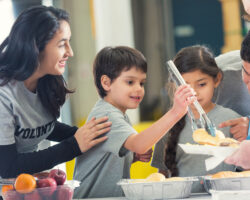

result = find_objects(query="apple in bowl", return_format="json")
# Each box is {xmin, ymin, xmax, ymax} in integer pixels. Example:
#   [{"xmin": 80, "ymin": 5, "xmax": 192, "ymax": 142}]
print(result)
[{"xmin": 49, "ymin": 169, "xmax": 67, "ymax": 185}]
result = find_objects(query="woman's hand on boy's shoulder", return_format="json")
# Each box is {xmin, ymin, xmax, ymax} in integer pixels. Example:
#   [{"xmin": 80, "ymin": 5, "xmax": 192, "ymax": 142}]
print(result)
[{"xmin": 74, "ymin": 116, "xmax": 112, "ymax": 152}]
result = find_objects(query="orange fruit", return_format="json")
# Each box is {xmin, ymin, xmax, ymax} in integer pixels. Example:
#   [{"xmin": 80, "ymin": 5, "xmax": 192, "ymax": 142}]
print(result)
[
  {"xmin": 1, "ymin": 185, "xmax": 14, "ymax": 194},
  {"xmin": 14, "ymin": 173, "xmax": 36, "ymax": 194}
]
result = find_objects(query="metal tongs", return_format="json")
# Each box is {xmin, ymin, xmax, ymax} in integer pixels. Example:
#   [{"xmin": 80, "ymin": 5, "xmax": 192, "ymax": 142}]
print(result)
[
  {"xmin": 0, "ymin": 178, "xmax": 15, "ymax": 185},
  {"xmin": 166, "ymin": 60, "xmax": 216, "ymax": 136}
]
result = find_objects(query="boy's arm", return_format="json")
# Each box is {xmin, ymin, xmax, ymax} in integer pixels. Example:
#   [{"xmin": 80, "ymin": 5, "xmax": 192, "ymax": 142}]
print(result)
[{"xmin": 124, "ymin": 85, "xmax": 195, "ymax": 154}]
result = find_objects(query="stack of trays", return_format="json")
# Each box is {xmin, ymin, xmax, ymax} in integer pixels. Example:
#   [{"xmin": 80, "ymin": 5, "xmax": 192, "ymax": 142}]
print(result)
[{"xmin": 117, "ymin": 177, "xmax": 198, "ymax": 200}]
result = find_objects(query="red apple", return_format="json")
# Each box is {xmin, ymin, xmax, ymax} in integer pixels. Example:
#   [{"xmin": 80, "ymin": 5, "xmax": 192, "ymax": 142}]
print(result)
[
  {"xmin": 56, "ymin": 186, "xmax": 73, "ymax": 200},
  {"xmin": 24, "ymin": 190, "xmax": 41, "ymax": 200},
  {"xmin": 37, "ymin": 177, "xmax": 57, "ymax": 197},
  {"xmin": 33, "ymin": 172, "xmax": 50, "ymax": 179},
  {"xmin": 48, "ymin": 169, "xmax": 66, "ymax": 185}
]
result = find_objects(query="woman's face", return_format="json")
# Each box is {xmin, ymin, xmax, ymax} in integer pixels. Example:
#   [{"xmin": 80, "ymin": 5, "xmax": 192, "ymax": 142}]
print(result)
[{"xmin": 37, "ymin": 20, "xmax": 73, "ymax": 76}]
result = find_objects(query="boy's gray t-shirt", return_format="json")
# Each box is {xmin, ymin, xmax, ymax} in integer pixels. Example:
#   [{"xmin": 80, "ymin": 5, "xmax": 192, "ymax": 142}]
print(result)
[
  {"xmin": 151, "ymin": 104, "xmax": 241, "ymax": 193},
  {"xmin": 73, "ymin": 99, "xmax": 135, "ymax": 198}
]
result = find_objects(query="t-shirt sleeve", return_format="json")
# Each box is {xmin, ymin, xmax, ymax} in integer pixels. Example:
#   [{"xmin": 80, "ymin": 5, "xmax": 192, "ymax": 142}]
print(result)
[
  {"xmin": 0, "ymin": 98, "xmax": 15, "ymax": 145},
  {"xmin": 100, "ymin": 111, "xmax": 136, "ymax": 157},
  {"xmin": 151, "ymin": 134, "xmax": 168, "ymax": 170}
]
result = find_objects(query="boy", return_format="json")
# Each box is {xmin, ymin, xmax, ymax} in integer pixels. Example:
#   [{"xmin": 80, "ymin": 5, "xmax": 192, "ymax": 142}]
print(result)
[{"xmin": 73, "ymin": 46, "xmax": 196, "ymax": 198}]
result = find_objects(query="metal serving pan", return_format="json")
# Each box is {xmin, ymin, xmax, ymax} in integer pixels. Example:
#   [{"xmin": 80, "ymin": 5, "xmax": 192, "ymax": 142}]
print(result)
[
  {"xmin": 117, "ymin": 177, "xmax": 198, "ymax": 200},
  {"xmin": 203, "ymin": 175, "xmax": 250, "ymax": 193}
]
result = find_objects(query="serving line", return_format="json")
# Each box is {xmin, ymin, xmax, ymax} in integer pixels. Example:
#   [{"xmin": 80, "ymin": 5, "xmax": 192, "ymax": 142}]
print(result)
[{"xmin": 74, "ymin": 193, "xmax": 211, "ymax": 200}]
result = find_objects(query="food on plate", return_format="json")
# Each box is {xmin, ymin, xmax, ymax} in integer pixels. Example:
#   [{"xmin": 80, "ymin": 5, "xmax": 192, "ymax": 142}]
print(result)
[
  {"xmin": 14, "ymin": 173, "xmax": 37, "ymax": 194},
  {"xmin": 165, "ymin": 177, "xmax": 185, "ymax": 181},
  {"xmin": 146, "ymin": 172, "xmax": 166, "ymax": 182},
  {"xmin": 192, "ymin": 128, "xmax": 239, "ymax": 147},
  {"xmin": 211, "ymin": 170, "xmax": 250, "ymax": 179}
]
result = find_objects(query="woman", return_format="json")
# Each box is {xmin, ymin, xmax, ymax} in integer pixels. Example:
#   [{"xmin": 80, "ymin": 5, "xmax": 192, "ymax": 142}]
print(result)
[{"xmin": 0, "ymin": 5, "xmax": 111, "ymax": 179}]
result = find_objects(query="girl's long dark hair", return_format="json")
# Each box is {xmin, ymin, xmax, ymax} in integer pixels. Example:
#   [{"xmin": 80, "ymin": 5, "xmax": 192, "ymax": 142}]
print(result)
[
  {"xmin": 164, "ymin": 45, "xmax": 221, "ymax": 176},
  {"xmin": 0, "ymin": 6, "xmax": 73, "ymax": 118}
]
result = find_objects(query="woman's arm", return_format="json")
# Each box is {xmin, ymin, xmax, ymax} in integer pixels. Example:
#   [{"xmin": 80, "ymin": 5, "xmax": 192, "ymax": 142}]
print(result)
[{"xmin": 0, "ymin": 136, "xmax": 81, "ymax": 178}]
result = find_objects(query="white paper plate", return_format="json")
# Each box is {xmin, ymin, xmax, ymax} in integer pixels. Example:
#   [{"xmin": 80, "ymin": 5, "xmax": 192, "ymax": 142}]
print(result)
[{"xmin": 179, "ymin": 144, "xmax": 238, "ymax": 158}]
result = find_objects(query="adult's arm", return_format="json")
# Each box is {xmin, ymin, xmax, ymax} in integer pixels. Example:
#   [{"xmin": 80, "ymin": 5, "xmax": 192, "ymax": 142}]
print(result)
[
  {"xmin": 0, "ymin": 136, "xmax": 81, "ymax": 178},
  {"xmin": 46, "ymin": 121, "xmax": 78, "ymax": 142}
]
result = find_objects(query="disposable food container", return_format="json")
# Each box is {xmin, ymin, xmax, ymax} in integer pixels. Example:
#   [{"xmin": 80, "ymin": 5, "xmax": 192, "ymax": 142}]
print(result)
[
  {"xmin": 117, "ymin": 177, "xmax": 198, "ymax": 200},
  {"xmin": 203, "ymin": 176, "xmax": 250, "ymax": 193},
  {"xmin": 210, "ymin": 190, "xmax": 250, "ymax": 200},
  {"xmin": 2, "ymin": 180, "xmax": 79, "ymax": 200}
]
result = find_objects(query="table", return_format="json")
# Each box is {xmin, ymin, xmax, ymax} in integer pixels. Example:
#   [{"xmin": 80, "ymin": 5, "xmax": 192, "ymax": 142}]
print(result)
[{"xmin": 75, "ymin": 193, "xmax": 211, "ymax": 200}]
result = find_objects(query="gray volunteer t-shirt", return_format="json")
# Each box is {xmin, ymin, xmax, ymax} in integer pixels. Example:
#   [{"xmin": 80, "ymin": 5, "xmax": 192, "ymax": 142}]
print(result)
[
  {"xmin": 73, "ymin": 99, "xmax": 135, "ymax": 198},
  {"xmin": 152, "ymin": 104, "xmax": 241, "ymax": 193},
  {"xmin": 0, "ymin": 80, "xmax": 55, "ymax": 153}
]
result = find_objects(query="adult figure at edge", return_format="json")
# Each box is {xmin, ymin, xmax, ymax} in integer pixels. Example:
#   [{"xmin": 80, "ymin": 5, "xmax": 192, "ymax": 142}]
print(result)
[{"xmin": 0, "ymin": 5, "xmax": 112, "ymax": 181}]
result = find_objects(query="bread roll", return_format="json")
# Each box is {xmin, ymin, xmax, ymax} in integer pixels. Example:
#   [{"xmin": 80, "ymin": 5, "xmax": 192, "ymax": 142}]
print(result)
[
  {"xmin": 193, "ymin": 128, "xmax": 239, "ymax": 147},
  {"xmin": 146, "ymin": 173, "xmax": 165, "ymax": 182},
  {"xmin": 211, "ymin": 171, "xmax": 240, "ymax": 179}
]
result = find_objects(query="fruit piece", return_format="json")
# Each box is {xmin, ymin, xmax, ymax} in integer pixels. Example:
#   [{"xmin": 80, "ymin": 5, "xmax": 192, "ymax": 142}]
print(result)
[
  {"xmin": 33, "ymin": 171, "xmax": 50, "ymax": 179},
  {"xmin": 57, "ymin": 186, "xmax": 73, "ymax": 200},
  {"xmin": 24, "ymin": 190, "xmax": 41, "ymax": 200},
  {"xmin": 37, "ymin": 177, "xmax": 57, "ymax": 197},
  {"xmin": 48, "ymin": 169, "xmax": 67, "ymax": 185},
  {"xmin": 14, "ymin": 173, "xmax": 36, "ymax": 194},
  {"xmin": 1, "ymin": 185, "xmax": 14, "ymax": 195}
]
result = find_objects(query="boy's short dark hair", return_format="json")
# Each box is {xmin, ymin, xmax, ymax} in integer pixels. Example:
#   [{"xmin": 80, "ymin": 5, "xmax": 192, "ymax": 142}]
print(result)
[
  {"xmin": 241, "ymin": 30, "xmax": 250, "ymax": 62},
  {"xmin": 93, "ymin": 46, "xmax": 147, "ymax": 98}
]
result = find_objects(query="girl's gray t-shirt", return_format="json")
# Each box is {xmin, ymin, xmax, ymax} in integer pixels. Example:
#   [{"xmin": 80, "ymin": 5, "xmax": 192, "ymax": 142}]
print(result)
[{"xmin": 151, "ymin": 104, "xmax": 241, "ymax": 193}]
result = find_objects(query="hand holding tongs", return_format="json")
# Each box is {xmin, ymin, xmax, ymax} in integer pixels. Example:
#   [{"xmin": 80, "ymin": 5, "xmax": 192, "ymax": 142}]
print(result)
[{"xmin": 166, "ymin": 60, "xmax": 216, "ymax": 137}]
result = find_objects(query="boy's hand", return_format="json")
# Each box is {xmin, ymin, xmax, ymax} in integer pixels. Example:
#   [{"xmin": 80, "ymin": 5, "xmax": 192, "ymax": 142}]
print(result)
[
  {"xmin": 74, "ymin": 117, "xmax": 112, "ymax": 152},
  {"xmin": 219, "ymin": 117, "xmax": 249, "ymax": 141},
  {"xmin": 133, "ymin": 148, "xmax": 153, "ymax": 163},
  {"xmin": 172, "ymin": 85, "xmax": 196, "ymax": 118}
]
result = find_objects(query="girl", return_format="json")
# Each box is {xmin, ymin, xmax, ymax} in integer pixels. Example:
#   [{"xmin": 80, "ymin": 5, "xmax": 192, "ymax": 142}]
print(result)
[
  {"xmin": 151, "ymin": 45, "xmax": 241, "ymax": 193},
  {"xmin": 0, "ymin": 5, "xmax": 111, "ymax": 179}
]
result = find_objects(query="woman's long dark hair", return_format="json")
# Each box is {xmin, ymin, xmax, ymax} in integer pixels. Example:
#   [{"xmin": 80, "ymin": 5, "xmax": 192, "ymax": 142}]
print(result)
[
  {"xmin": 165, "ymin": 45, "xmax": 221, "ymax": 176},
  {"xmin": 0, "ymin": 6, "xmax": 73, "ymax": 118}
]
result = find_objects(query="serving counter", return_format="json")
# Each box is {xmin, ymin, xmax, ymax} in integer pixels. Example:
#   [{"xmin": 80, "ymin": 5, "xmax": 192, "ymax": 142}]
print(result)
[{"xmin": 74, "ymin": 193, "xmax": 211, "ymax": 200}]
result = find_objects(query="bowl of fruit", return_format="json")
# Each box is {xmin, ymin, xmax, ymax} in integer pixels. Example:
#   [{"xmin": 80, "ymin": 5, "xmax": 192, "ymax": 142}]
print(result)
[{"xmin": 1, "ymin": 169, "xmax": 79, "ymax": 200}]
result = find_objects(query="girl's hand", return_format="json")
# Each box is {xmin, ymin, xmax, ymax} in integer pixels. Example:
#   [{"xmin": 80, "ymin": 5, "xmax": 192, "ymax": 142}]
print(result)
[
  {"xmin": 172, "ymin": 85, "xmax": 196, "ymax": 118},
  {"xmin": 74, "ymin": 117, "xmax": 112, "ymax": 152},
  {"xmin": 133, "ymin": 148, "xmax": 153, "ymax": 163}
]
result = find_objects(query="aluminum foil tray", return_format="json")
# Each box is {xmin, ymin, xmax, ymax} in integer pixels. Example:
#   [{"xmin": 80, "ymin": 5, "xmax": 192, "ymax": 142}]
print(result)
[
  {"xmin": 203, "ymin": 176, "xmax": 250, "ymax": 193},
  {"xmin": 117, "ymin": 177, "xmax": 198, "ymax": 200},
  {"xmin": 210, "ymin": 190, "xmax": 250, "ymax": 200}
]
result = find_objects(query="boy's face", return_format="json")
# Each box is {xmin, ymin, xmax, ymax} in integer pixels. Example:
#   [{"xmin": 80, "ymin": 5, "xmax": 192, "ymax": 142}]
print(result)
[{"xmin": 104, "ymin": 67, "xmax": 146, "ymax": 113}]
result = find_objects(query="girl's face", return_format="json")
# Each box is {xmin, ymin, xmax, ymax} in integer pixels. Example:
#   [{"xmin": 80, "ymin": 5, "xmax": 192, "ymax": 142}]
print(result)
[
  {"xmin": 182, "ymin": 69, "xmax": 220, "ymax": 113},
  {"xmin": 242, "ymin": 61, "xmax": 250, "ymax": 93},
  {"xmin": 103, "ymin": 67, "xmax": 146, "ymax": 113},
  {"xmin": 37, "ymin": 20, "xmax": 73, "ymax": 77}
]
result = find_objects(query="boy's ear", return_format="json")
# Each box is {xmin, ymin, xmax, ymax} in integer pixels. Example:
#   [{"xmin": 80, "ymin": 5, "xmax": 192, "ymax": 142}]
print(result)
[
  {"xmin": 214, "ymin": 71, "xmax": 222, "ymax": 88},
  {"xmin": 101, "ymin": 75, "xmax": 111, "ymax": 91}
]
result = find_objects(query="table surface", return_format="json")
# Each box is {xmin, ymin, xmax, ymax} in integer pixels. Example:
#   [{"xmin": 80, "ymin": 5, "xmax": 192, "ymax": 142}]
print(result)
[{"xmin": 74, "ymin": 193, "xmax": 211, "ymax": 200}]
